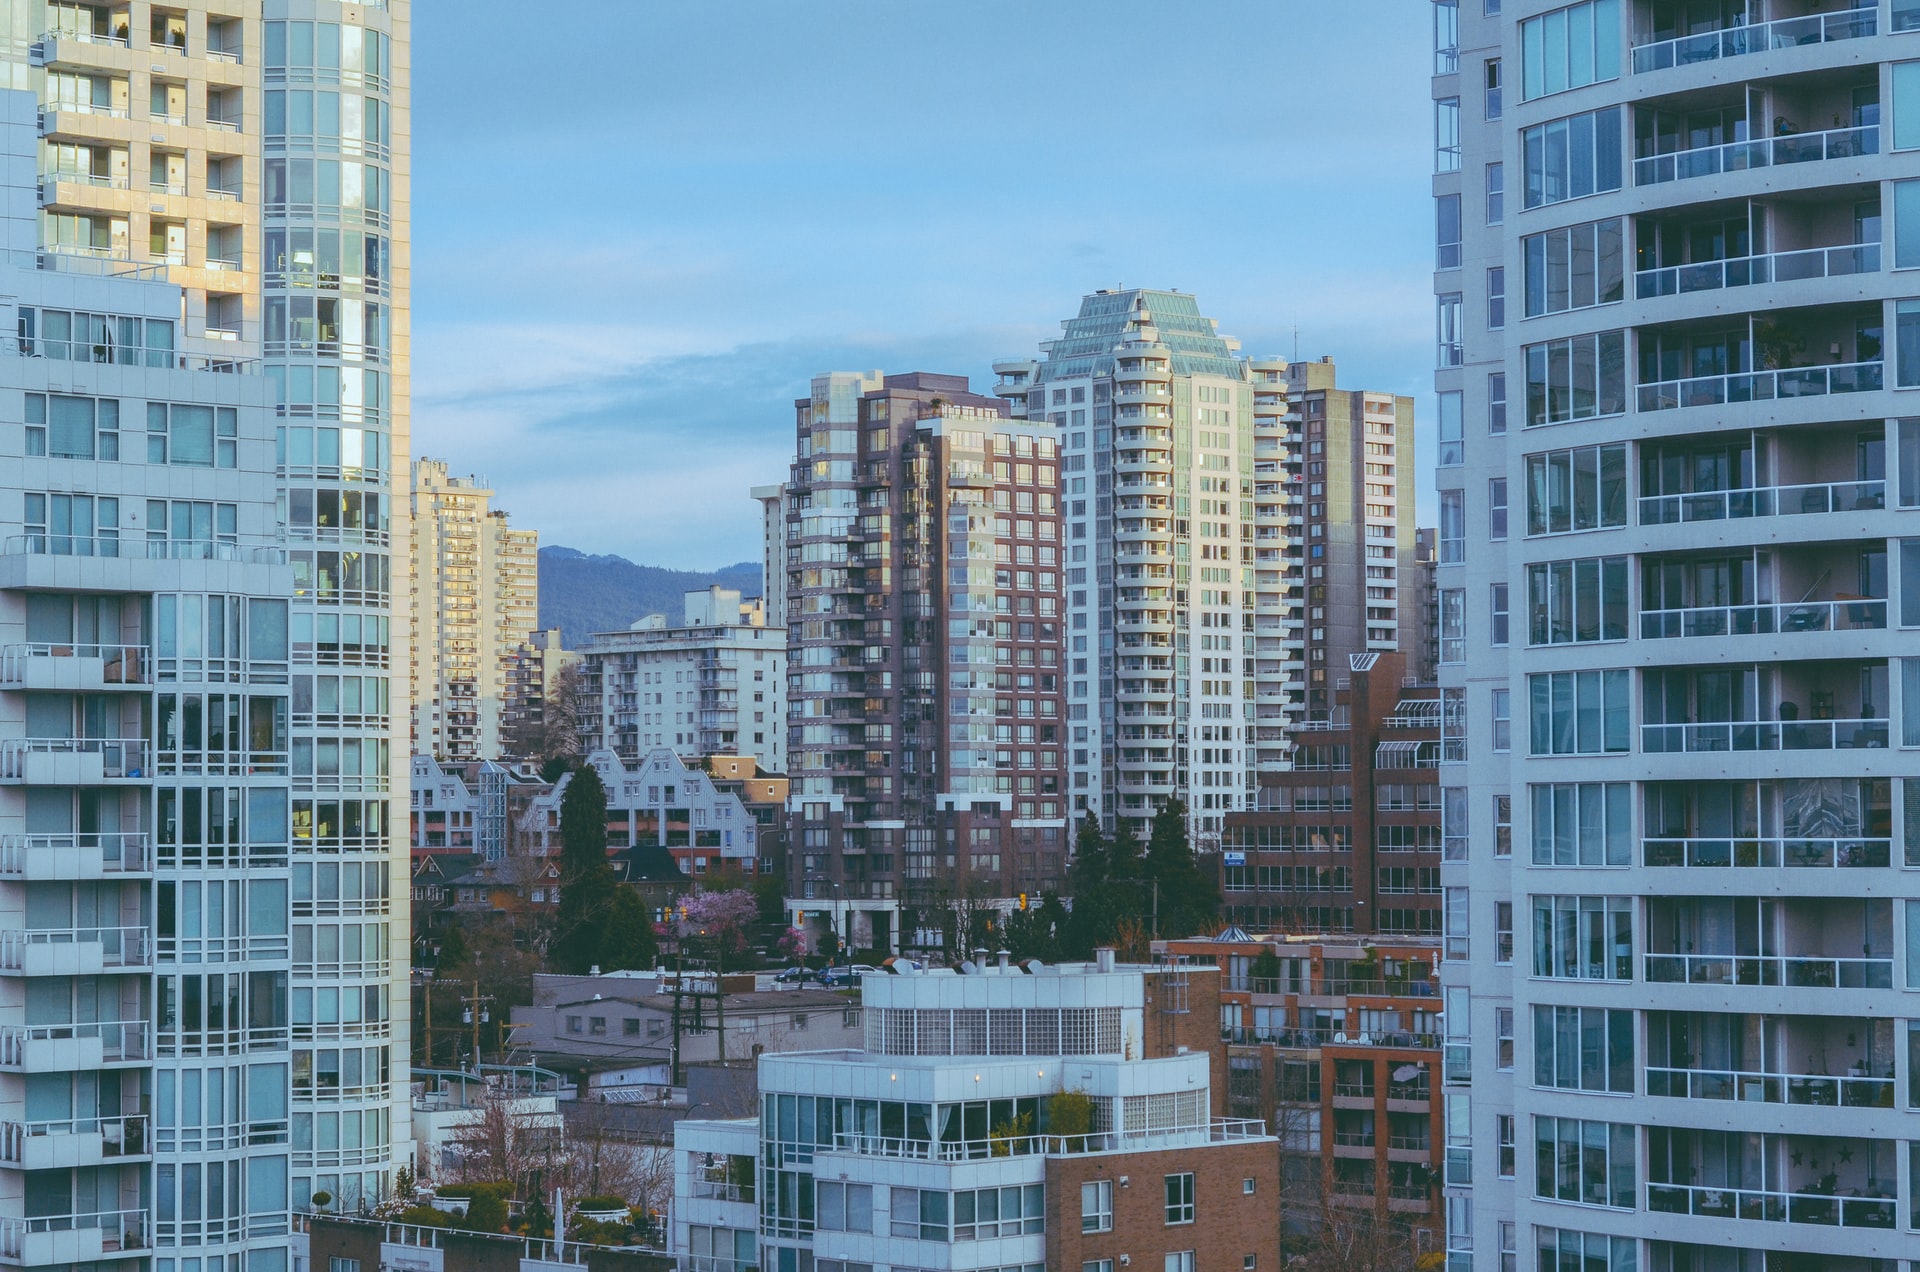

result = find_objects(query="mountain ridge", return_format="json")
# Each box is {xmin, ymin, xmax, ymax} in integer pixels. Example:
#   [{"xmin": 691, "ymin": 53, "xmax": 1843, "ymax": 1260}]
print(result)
[{"xmin": 537, "ymin": 546, "xmax": 764, "ymax": 648}]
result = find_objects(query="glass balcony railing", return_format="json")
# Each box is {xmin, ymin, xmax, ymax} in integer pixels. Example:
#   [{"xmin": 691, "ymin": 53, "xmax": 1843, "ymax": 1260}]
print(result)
[
  {"xmin": 1634, "ymin": 124, "xmax": 1878, "ymax": 188},
  {"xmin": 1641, "ymin": 719, "xmax": 1889, "ymax": 752},
  {"xmin": 1646, "ymin": 1064, "xmax": 1893, "ymax": 1108},
  {"xmin": 1638, "ymin": 479, "xmax": 1885, "ymax": 524},
  {"xmin": 1631, "ymin": 9, "xmax": 1877, "ymax": 74},
  {"xmin": 1642, "ymin": 837, "xmax": 1891, "ymax": 869},
  {"xmin": 1639, "ymin": 597, "xmax": 1887, "ymax": 639},
  {"xmin": 1636, "ymin": 243, "xmax": 1879, "ymax": 299},
  {"xmin": 1636, "ymin": 360, "xmax": 1883, "ymax": 413},
  {"xmin": 1647, "ymin": 1183, "xmax": 1895, "ymax": 1229},
  {"xmin": 1643, "ymin": 952, "xmax": 1893, "ymax": 989}
]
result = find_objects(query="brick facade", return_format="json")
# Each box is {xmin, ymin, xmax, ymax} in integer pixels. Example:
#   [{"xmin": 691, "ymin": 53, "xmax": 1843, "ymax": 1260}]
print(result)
[{"xmin": 1045, "ymin": 1139, "xmax": 1279, "ymax": 1271}]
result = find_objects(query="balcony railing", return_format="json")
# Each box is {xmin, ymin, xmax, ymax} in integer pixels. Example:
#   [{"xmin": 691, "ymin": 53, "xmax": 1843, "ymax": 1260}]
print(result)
[
  {"xmin": 0, "ymin": 642, "xmax": 149, "ymax": 685},
  {"xmin": 1636, "ymin": 360, "xmax": 1883, "ymax": 413},
  {"xmin": 0, "ymin": 738, "xmax": 149, "ymax": 780},
  {"xmin": 1641, "ymin": 719, "xmax": 1889, "ymax": 753},
  {"xmin": 1636, "ymin": 243, "xmax": 1879, "ymax": 299},
  {"xmin": 0, "ymin": 832, "xmax": 149, "ymax": 875},
  {"xmin": 830, "ymin": 1117, "xmax": 1268, "ymax": 1162},
  {"xmin": 1633, "ymin": 124, "xmax": 1878, "ymax": 187},
  {"xmin": 0, "ymin": 1209, "xmax": 148, "ymax": 1260},
  {"xmin": 0, "ymin": 1020, "xmax": 148, "ymax": 1067},
  {"xmin": 1224, "ymin": 1025, "xmax": 1440, "ymax": 1050},
  {"xmin": 1643, "ymin": 837, "xmax": 1890, "ymax": 869},
  {"xmin": 1643, "ymin": 953, "xmax": 1893, "ymax": 989},
  {"xmin": 0, "ymin": 926, "xmax": 151, "ymax": 971},
  {"xmin": 1631, "ymin": 9, "xmax": 1877, "ymax": 73},
  {"xmin": 0, "ymin": 1114, "xmax": 148, "ymax": 1162},
  {"xmin": 1640, "ymin": 598, "xmax": 1886, "ymax": 640},
  {"xmin": 1646, "ymin": 1065, "xmax": 1893, "ymax": 1108},
  {"xmin": 0, "ymin": 535, "xmax": 283, "ymax": 562},
  {"xmin": 1647, "ymin": 1183, "xmax": 1895, "ymax": 1229},
  {"xmin": 1638, "ymin": 479, "xmax": 1885, "ymax": 524}
]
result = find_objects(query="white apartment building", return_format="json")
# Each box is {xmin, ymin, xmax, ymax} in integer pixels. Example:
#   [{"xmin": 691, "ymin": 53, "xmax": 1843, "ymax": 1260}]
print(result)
[
  {"xmin": 0, "ymin": 1, "xmax": 413, "ymax": 1266},
  {"xmin": 1435, "ymin": 3, "xmax": 1920, "ymax": 1270},
  {"xmin": 672, "ymin": 958, "xmax": 1279, "ymax": 1272},
  {"xmin": 1001, "ymin": 290, "xmax": 1257, "ymax": 844},
  {"xmin": 752, "ymin": 483, "xmax": 791, "ymax": 630},
  {"xmin": 407, "ymin": 459, "xmax": 537, "ymax": 763},
  {"xmin": 580, "ymin": 587, "xmax": 786, "ymax": 777}
]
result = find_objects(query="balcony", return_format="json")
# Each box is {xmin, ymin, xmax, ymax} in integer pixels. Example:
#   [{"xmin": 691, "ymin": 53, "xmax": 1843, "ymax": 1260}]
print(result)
[
  {"xmin": 1637, "ymin": 242, "xmax": 1878, "ymax": 301},
  {"xmin": 0, "ymin": 535, "xmax": 283, "ymax": 563},
  {"xmin": 1645, "ymin": 896, "xmax": 1893, "ymax": 989},
  {"xmin": 1642, "ymin": 660, "xmax": 1888, "ymax": 754},
  {"xmin": 1639, "ymin": 478, "xmax": 1883, "ymax": 525},
  {"xmin": 1637, "ymin": 360, "xmax": 1881, "ymax": 413},
  {"xmin": 0, "ymin": 927, "xmax": 151, "ymax": 976},
  {"xmin": 0, "ymin": 1115, "xmax": 148, "ymax": 1170},
  {"xmin": 1648, "ymin": 1130, "xmax": 1896, "ymax": 1230},
  {"xmin": 1642, "ymin": 777, "xmax": 1890, "ymax": 871},
  {"xmin": 0, "ymin": 643, "xmax": 149, "ymax": 691},
  {"xmin": 1631, "ymin": 8, "xmax": 1877, "ymax": 74},
  {"xmin": 0, "ymin": 833, "xmax": 149, "ymax": 879},
  {"xmin": 0, "ymin": 1022, "xmax": 148, "ymax": 1072},
  {"xmin": 0, "ymin": 1209, "xmax": 148, "ymax": 1265},
  {"xmin": 1634, "ymin": 123, "xmax": 1877, "ymax": 188},
  {"xmin": 0, "ymin": 738, "xmax": 148, "ymax": 783},
  {"xmin": 1648, "ymin": 1011, "xmax": 1894, "ymax": 1109}
]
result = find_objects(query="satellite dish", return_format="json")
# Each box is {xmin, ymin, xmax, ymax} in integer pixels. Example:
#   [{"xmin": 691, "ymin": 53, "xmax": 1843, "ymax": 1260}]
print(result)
[{"xmin": 1393, "ymin": 1064, "xmax": 1423, "ymax": 1083}]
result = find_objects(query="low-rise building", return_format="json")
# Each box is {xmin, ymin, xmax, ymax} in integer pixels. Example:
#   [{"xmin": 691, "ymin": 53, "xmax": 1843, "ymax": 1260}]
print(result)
[{"xmin": 672, "ymin": 955, "xmax": 1278, "ymax": 1272}]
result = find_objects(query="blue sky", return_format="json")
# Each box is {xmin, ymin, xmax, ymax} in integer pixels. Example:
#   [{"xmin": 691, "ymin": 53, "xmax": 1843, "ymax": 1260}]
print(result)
[{"xmin": 411, "ymin": 1, "xmax": 1433, "ymax": 571}]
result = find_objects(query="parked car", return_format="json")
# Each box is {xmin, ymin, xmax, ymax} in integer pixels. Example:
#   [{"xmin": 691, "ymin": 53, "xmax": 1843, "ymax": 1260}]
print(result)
[
  {"xmin": 773, "ymin": 966, "xmax": 821, "ymax": 985},
  {"xmin": 821, "ymin": 964, "xmax": 878, "ymax": 988}
]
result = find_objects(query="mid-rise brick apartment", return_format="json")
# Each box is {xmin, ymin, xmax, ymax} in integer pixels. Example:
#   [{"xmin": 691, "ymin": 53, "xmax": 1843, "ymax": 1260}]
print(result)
[
  {"xmin": 1222, "ymin": 651, "xmax": 1443, "ymax": 937},
  {"xmin": 775, "ymin": 371, "xmax": 1068, "ymax": 955},
  {"xmin": 672, "ymin": 956, "xmax": 1277, "ymax": 1272}
]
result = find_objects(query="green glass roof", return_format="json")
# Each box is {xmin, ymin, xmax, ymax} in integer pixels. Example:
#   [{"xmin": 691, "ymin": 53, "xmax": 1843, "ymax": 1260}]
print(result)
[{"xmin": 1037, "ymin": 289, "xmax": 1246, "ymax": 382}]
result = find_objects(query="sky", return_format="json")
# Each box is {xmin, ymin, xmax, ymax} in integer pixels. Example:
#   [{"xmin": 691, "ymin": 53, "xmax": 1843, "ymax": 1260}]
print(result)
[{"xmin": 410, "ymin": 1, "xmax": 1434, "ymax": 571}]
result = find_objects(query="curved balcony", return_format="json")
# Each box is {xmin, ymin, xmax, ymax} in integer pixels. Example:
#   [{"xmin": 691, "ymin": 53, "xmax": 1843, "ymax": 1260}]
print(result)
[
  {"xmin": 1631, "ymin": 9, "xmax": 1876, "ymax": 75},
  {"xmin": 1641, "ymin": 719, "xmax": 1888, "ymax": 753},
  {"xmin": 1639, "ymin": 479, "xmax": 1884, "ymax": 525},
  {"xmin": 1633, "ymin": 124, "xmax": 1878, "ymax": 189},
  {"xmin": 1636, "ymin": 360, "xmax": 1882, "ymax": 413},
  {"xmin": 1643, "ymin": 837, "xmax": 1889, "ymax": 870},
  {"xmin": 1644, "ymin": 953, "xmax": 1891, "ymax": 990},
  {"xmin": 1647, "ymin": 1183, "xmax": 1893, "ymax": 1230},
  {"xmin": 1636, "ymin": 243, "xmax": 1879, "ymax": 301},
  {"xmin": 1640, "ymin": 597, "xmax": 1886, "ymax": 640}
]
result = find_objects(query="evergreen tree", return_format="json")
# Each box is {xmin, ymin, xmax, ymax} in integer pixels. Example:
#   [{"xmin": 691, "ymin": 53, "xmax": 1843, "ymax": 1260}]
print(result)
[
  {"xmin": 549, "ymin": 765, "xmax": 657, "ymax": 973},
  {"xmin": 1143, "ymin": 797, "xmax": 1222, "ymax": 938}
]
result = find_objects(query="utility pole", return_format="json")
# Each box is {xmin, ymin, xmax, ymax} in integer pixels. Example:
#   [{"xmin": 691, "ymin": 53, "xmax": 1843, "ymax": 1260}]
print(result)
[
  {"xmin": 421, "ymin": 977, "xmax": 434, "ymax": 1068},
  {"xmin": 461, "ymin": 982, "xmax": 494, "ymax": 1070},
  {"xmin": 1151, "ymin": 879, "xmax": 1159, "ymax": 942}
]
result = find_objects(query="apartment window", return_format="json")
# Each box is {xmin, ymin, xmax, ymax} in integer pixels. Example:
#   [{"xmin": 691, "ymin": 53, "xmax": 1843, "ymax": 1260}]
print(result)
[
  {"xmin": 1438, "ymin": 391, "xmax": 1463, "ymax": 465},
  {"xmin": 1536, "ymin": 1232, "xmax": 1636, "ymax": 1271},
  {"xmin": 1496, "ymin": 900, "xmax": 1514, "ymax": 963},
  {"xmin": 22, "ymin": 393, "xmax": 118, "ymax": 461},
  {"xmin": 1443, "ymin": 786, "xmax": 1468, "ymax": 860},
  {"xmin": 148, "ymin": 403, "xmax": 237, "ymax": 467},
  {"xmin": 1445, "ymin": 887, "xmax": 1470, "ymax": 959},
  {"xmin": 1081, "ymin": 1179, "xmax": 1112, "ymax": 1233},
  {"xmin": 1522, "ymin": 107, "xmax": 1623, "ymax": 209},
  {"xmin": 1900, "ymin": 0, "xmax": 1920, "ymax": 31},
  {"xmin": 1437, "ymin": 293, "xmax": 1463, "ymax": 367},
  {"xmin": 1897, "ymin": 62, "xmax": 1920, "ymax": 151},
  {"xmin": 1489, "ymin": 478, "xmax": 1508, "ymax": 540},
  {"xmin": 1443, "ymin": 687, "xmax": 1468, "ymax": 762},
  {"xmin": 1532, "ymin": 895, "xmax": 1633, "ymax": 980},
  {"xmin": 1520, "ymin": 0, "xmax": 1621, "ymax": 100},
  {"xmin": 1531, "ymin": 782, "xmax": 1630, "ymax": 864},
  {"xmin": 1083, "ymin": 1263, "xmax": 1114, "ymax": 1272},
  {"xmin": 1435, "ymin": 0, "xmax": 1459, "ymax": 70},
  {"xmin": 1526, "ymin": 556, "xmax": 1628, "ymax": 644},
  {"xmin": 1534, "ymin": 1117, "xmax": 1636, "ymax": 1209},
  {"xmin": 1447, "ymin": 1091, "xmax": 1472, "ymax": 1183},
  {"xmin": 1900, "ymin": 421, "xmax": 1920, "ymax": 506},
  {"xmin": 1439, "ymin": 490, "xmax": 1465, "ymax": 563},
  {"xmin": 1498, "ymin": 1114, "xmax": 1516, "ymax": 1177},
  {"xmin": 1486, "ymin": 585, "xmax": 1512, "ymax": 651},
  {"xmin": 1488, "ymin": 266, "xmax": 1506, "ymax": 330},
  {"xmin": 1494, "ymin": 793, "xmax": 1512, "ymax": 857},
  {"xmin": 1492, "ymin": 688, "xmax": 1511, "ymax": 752},
  {"xmin": 1164, "ymin": 1172, "xmax": 1195, "ymax": 1225},
  {"xmin": 1523, "ymin": 330, "xmax": 1627, "ymax": 425},
  {"xmin": 1500, "ymin": 1222, "xmax": 1518, "ymax": 1272},
  {"xmin": 1496, "ymin": 1010, "xmax": 1515, "ymax": 1072},
  {"xmin": 1166, "ymin": 1256, "xmax": 1196, "ymax": 1272},
  {"xmin": 1488, "ymin": 371, "xmax": 1508, "ymax": 433},
  {"xmin": 1534, "ymin": 1005, "xmax": 1632, "ymax": 1092},
  {"xmin": 1437, "ymin": 194, "xmax": 1462, "ymax": 269},
  {"xmin": 1439, "ymin": 589, "xmax": 1466, "ymax": 663},
  {"xmin": 1484, "ymin": 57, "xmax": 1503, "ymax": 119},
  {"xmin": 1524, "ymin": 443, "xmax": 1627, "ymax": 534},
  {"xmin": 1896, "ymin": 182, "xmax": 1920, "ymax": 271},
  {"xmin": 1899, "ymin": 300, "xmax": 1920, "ymax": 387},
  {"xmin": 1903, "ymin": 540, "xmax": 1920, "ymax": 625},
  {"xmin": 1436, "ymin": 97, "xmax": 1462, "ymax": 172},
  {"xmin": 1528, "ymin": 670, "xmax": 1631, "ymax": 755},
  {"xmin": 1486, "ymin": 161, "xmax": 1505, "ymax": 225},
  {"xmin": 1523, "ymin": 219, "xmax": 1624, "ymax": 317},
  {"xmin": 816, "ymin": 1181, "xmax": 874, "ymax": 1233}
]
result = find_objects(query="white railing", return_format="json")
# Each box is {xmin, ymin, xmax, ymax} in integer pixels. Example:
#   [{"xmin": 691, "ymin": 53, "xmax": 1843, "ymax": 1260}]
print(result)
[
  {"xmin": 0, "ymin": 1020, "xmax": 148, "ymax": 1067},
  {"xmin": 1634, "ymin": 124, "xmax": 1878, "ymax": 187},
  {"xmin": 0, "ymin": 642, "xmax": 148, "ymax": 684},
  {"xmin": 1636, "ymin": 243, "xmax": 1878, "ymax": 299},
  {"xmin": 40, "ymin": 28, "xmax": 131, "ymax": 48},
  {"xmin": 40, "ymin": 170, "xmax": 129, "ymax": 189},
  {"xmin": 0, "ymin": 926, "xmax": 151, "ymax": 970},
  {"xmin": 1638, "ymin": 479, "xmax": 1884, "ymax": 524},
  {"xmin": 1641, "ymin": 718, "xmax": 1889, "ymax": 753},
  {"xmin": 1646, "ymin": 1064, "xmax": 1892, "ymax": 1108},
  {"xmin": 1643, "ymin": 952, "xmax": 1893, "ymax": 989},
  {"xmin": 39, "ymin": 100, "xmax": 131, "ymax": 120},
  {"xmin": 0, "ymin": 1209, "xmax": 148, "ymax": 1259},
  {"xmin": 1639, "ymin": 598, "xmax": 1887, "ymax": 639},
  {"xmin": 0, "ymin": 1114, "xmax": 147, "ymax": 1162},
  {"xmin": 0, "ymin": 535, "xmax": 283, "ymax": 562},
  {"xmin": 0, "ymin": 738, "xmax": 149, "ymax": 780},
  {"xmin": 1647, "ymin": 1183, "xmax": 1895, "ymax": 1229},
  {"xmin": 0, "ymin": 832, "xmax": 149, "ymax": 874},
  {"xmin": 1637, "ymin": 360, "xmax": 1883, "ymax": 412},
  {"xmin": 1642, "ymin": 837, "xmax": 1890, "ymax": 869},
  {"xmin": 1631, "ymin": 9, "xmax": 1876, "ymax": 73},
  {"xmin": 831, "ymin": 1117, "xmax": 1267, "ymax": 1161}
]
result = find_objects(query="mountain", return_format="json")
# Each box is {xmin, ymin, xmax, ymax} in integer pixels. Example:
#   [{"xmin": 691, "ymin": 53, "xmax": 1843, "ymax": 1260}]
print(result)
[{"xmin": 537, "ymin": 547, "xmax": 763, "ymax": 648}]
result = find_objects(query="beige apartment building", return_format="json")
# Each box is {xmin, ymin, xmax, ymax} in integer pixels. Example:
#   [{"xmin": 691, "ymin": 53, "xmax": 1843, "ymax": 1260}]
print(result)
[{"xmin": 408, "ymin": 459, "xmax": 538, "ymax": 762}]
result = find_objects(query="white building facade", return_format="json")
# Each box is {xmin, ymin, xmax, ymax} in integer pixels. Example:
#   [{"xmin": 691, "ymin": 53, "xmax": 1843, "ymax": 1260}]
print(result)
[{"xmin": 1436, "ymin": 3, "xmax": 1920, "ymax": 1269}]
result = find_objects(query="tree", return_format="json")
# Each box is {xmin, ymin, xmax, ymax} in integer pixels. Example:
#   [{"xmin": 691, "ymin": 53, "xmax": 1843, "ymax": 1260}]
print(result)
[
  {"xmin": 1143, "ymin": 798, "xmax": 1223, "ymax": 939},
  {"xmin": 541, "ymin": 661, "xmax": 587, "ymax": 761},
  {"xmin": 549, "ymin": 765, "xmax": 657, "ymax": 975}
]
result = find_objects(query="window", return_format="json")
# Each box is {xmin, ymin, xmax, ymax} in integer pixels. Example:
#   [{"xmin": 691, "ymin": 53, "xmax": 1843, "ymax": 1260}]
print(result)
[
  {"xmin": 1496, "ymin": 1010, "xmax": 1515, "ymax": 1072},
  {"xmin": 1494, "ymin": 794, "xmax": 1512, "ymax": 857},
  {"xmin": 1534, "ymin": 1005, "xmax": 1632, "ymax": 1092},
  {"xmin": 1164, "ymin": 1172, "xmax": 1195, "ymax": 1225},
  {"xmin": 1496, "ymin": 900, "xmax": 1514, "ymax": 963},
  {"xmin": 1443, "ymin": 687, "xmax": 1467, "ymax": 762},
  {"xmin": 1166, "ymin": 1256, "xmax": 1195, "ymax": 1272},
  {"xmin": 1897, "ymin": 61, "xmax": 1920, "ymax": 152},
  {"xmin": 1084, "ymin": 1263, "xmax": 1114, "ymax": 1272},
  {"xmin": 1439, "ymin": 490, "xmax": 1465, "ymax": 563},
  {"xmin": 1903, "ymin": 540, "xmax": 1920, "ymax": 626},
  {"xmin": 148, "ymin": 403, "xmax": 237, "ymax": 468},
  {"xmin": 1435, "ymin": 0, "xmax": 1459, "ymax": 69},
  {"xmin": 1446, "ymin": 1090, "xmax": 1472, "ymax": 1184},
  {"xmin": 1437, "ymin": 293, "xmax": 1463, "ymax": 367},
  {"xmin": 1488, "ymin": 267, "xmax": 1506, "ymax": 330},
  {"xmin": 1490, "ymin": 583, "xmax": 1511, "ymax": 647},
  {"xmin": 1533, "ymin": 1117, "xmax": 1636, "ymax": 1209},
  {"xmin": 23, "ymin": 393, "xmax": 118, "ymax": 460},
  {"xmin": 1523, "ymin": 331, "xmax": 1627, "ymax": 425},
  {"xmin": 1524, "ymin": 443, "xmax": 1627, "ymax": 534},
  {"xmin": 1520, "ymin": 0, "xmax": 1621, "ymax": 101},
  {"xmin": 1437, "ymin": 194, "xmax": 1462, "ymax": 269},
  {"xmin": 1536, "ymin": 1232, "xmax": 1636, "ymax": 1272},
  {"xmin": 1523, "ymin": 219, "xmax": 1624, "ymax": 317},
  {"xmin": 1901, "ymin": 420, "xmax": 1920, "ymax": 506},
  {"xmin": 1899, "ymin": 300, "xmax": 1920, "ymax": 387},
  {"xmin": 1492, "ymin": 689, "xmax": 1511, "ymax": 752},
  {"xmin": 1532, "ymin": 895, "xmax": 1633, "ymax": 980},
  {"xmin": 1445, "ymin": 886, "xmax": 1470, "ymax": 959},
  {"xmin": 1437, "ymin": 391, "xmax": 1463, "ymax": 466},
  {"xmin": 1489, "ymin": 478, "xmax": 1508, "ymax": 540},
  {"xmin": 1526, "ymin": 556, "xmax": 1629, "ymax": 644},
  {"xmin": 1527, "ymin": 670, "xmax": 1631, "ymax": 755},
  {"xmin": 1895, "ymin": 182, "xmax": 1920, "ymax": 272},
  {"xmin": 1080, "ymin": 1179, "xmax": 1112, "ymax": 1233},
  {"xmin": 890, "ymin": 1187, "xmax": 949, "ymax": 1241},
  {"xmin": 1486, "ymin": 162, "xmax": 1505, "ymax": 225},
  {"xmin": 1440, "ymin": 589, "xmax": 1465, "ymax": 663},
  {"xmin": 1443, "ymin": 787, "xmax": 1468, "ymax": 860},
  {"xmin": 1498, "ymin": 1114, "xmax": 1516, "ymax": 1177},
  {"xmin": 1485, "ymin": 57, "xmax": 1503, "ymax": 119},
  {"xmin": 1530, "ymin": 783, "xmax": 1631, "ymax": 864},
  {"xmin": 816, "ymin": 1181, "xmax": 874, "ymax": 1233},
  {"xmin": 1900, "ymin": 0, "xmax": 1920, "ymax": 32},
  {"xmin": 953, "ymin": 1184, "xmax": 1044, "ymax": 1239},
  {"xmin": 1488, "ymin": 371, "xmax": 1507, "ymax": 433},
  {"xmin": 1437, "ymin": 97, "xmax": 1461, "ymax": 171},
  {"xmin": 1242, "ymin": 1177, "xmax": 1256, "ymax": 1195},
  {"xmin": 329, "ymin": 1260, "xmax": 360, "ymax": 1272},
  {"xmin": 1522, "ymin": 107, "xmax": 1623, "ymax": 209}
]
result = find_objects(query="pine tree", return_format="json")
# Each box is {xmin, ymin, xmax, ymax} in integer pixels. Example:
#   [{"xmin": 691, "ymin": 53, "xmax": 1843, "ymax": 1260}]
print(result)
[
  {"xmin": 549, "ymin": 764, "xmax": 657, "ymax": 973},
  {"xmin": 1143, "ymin": 797, "xmax": 1221, "ymax": 938}
]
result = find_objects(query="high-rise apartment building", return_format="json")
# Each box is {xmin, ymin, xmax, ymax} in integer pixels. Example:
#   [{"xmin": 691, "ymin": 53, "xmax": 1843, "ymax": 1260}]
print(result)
[
  {"xmin": 751, "ymin": 483, "xmax": 790, "ymax": 629},
  {"xmin": 1435, "ymin": 5, "xmax": 1910, "ymax": 1270},
  {"xmin": 1001, "ymin": 290, "xmax": 1255, "ymax": 846},
  {"xmin": 407, "ymin": 460, "xmax": 536, "ymax": 762},
  {"xmin": 777, "ymin": 371, "xmax": 1067, "ymax": 955}
]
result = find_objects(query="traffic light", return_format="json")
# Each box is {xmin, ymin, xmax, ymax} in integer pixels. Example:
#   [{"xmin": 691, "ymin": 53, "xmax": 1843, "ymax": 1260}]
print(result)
[{"xmin": 1019, "ymin": 893, "xmax": 1028, "ymax": 911}]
